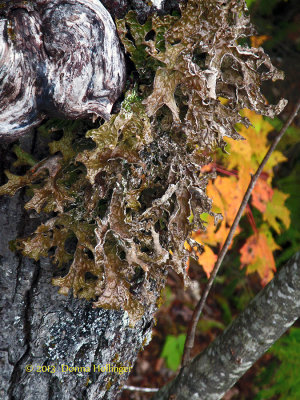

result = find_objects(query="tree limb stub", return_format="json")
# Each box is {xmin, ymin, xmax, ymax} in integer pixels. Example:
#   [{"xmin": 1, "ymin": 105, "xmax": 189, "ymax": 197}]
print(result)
[
  {"xmin": 0, "ymin": 0, "xmax": 126, "ymax": 140},
  {"xmin": 153, "ymin": 251, "xmax": 300, "ymax": 400}
]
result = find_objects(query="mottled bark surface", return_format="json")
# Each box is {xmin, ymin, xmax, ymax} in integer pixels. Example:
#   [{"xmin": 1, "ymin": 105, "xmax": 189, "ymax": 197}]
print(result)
[
  {"xmin": 100, "ymin": 0, "xmax": 183, "ymax": 20},
  {"xmin": 0, "ymin": 0, "xmax": 126, "ymax": 140},
  {"xmin": 0, "ymin": 136, "xmax": 159, "ymax": 400},
  {"xmin": 153, "ymin": 251, "xmax": 300, "ymax": 400}
]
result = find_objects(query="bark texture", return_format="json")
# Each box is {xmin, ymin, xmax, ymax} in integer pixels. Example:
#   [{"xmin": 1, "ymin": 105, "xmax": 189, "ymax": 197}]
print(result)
[
  {"xmin": 0, "ymin": 137, "xmax": 158, "ymax": 400},
  {"xmin": 0, "ymin": 192, "xmax": 157, "ymax": 400},
  {"xmin": 0, "ymin": 0, "xmax": 126, "ymax": 140},
  {"xmin": 153, "ymin": 251, "xmax": 300, "ymax": 400},
  {"xmin": 100, "ymin": 0, "xmax": 183, "ymax": 20}
]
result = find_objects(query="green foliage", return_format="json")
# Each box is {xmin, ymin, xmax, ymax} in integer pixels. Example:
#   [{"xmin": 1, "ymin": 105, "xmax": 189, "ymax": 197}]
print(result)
[
  {"xmin": 246, "ymin": 0, "xmax": 257, "ymax": 7},
  {"xmin": 197, "ymin": 318, "xmax": 225, "ymax": 333},
  {"xmin": 246, "ymin": 0, "xmax": 282, "ymax": 12},
  {"xmin": 276, "ymin": 163, "xmax": 300, "ymax": 264},
  {"xmin": 161, "ymin": 334, "xmax": 186, "ymax": 371},
  {"xmin": 255, "ymin": 328, "xmax": 300, "ymax": 400}
]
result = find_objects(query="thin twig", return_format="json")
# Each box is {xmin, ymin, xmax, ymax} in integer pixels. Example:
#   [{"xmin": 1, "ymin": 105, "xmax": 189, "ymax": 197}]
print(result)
[
  {"xmin": 123, "ymin": 385, "xmax": 159, "ymax": 393},
  {"xmin": 182, "ymin": 99, "xmax": 300, "ymax": 367}
]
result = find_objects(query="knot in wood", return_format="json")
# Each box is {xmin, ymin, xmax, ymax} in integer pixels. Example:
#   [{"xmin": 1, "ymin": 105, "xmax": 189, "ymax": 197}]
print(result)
[{"xmin": 0, "ymin": 0, "xmax": 126, "ymax": 140}]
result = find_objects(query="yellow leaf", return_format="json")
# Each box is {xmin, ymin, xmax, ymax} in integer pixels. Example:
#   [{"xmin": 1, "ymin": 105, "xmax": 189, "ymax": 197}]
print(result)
[
  {"xmin": 224, "ymin": 136, "xmax": 252, "ymax": 172},
  {"xmin": 263, "ymin": 189, "xmax": 290, "ymax": 233}
]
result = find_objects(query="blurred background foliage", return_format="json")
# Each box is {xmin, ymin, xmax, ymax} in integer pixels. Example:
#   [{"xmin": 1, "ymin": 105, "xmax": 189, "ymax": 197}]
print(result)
[{"xmin": 124, "ymin": 0, "xmax": 300, "ymax": 398}]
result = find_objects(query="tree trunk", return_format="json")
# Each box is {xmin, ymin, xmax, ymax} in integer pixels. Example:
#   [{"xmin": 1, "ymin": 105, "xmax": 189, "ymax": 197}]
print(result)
[
  {"xmin": 0, "ymin": 136, "xmax": 159, "ymax": 400},
  {"xmin": 152, "ymin": 251, "xmax": 300, "ymax": 400}
]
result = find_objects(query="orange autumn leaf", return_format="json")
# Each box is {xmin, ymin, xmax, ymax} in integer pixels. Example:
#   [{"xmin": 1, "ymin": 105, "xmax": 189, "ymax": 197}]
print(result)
[
  {"xmin": 250, "ymin": 35, "xmax": 271, "ymax": 48},
  {"xmin": 240, "ymin": 228, "xmax": 280, "ymax": 286},
  {"xmin": 192, "ymin": 109, "xmax": 290, "ymax": 286},
  {"xmin": 196, "ymin": 244, "xmax": 218, "ymax": 278},
  {"xmin": 207, "ymin": 176, "xmax": 246, "ymax": 226},
  {"xmin": 191, "ymin": 203, "xmax": 240, "ymax": 278},
  {"xmin": 185, "ymin": 237, "xmax": 217, "ymax": 277},
  {"xmin": 252, "ymin": 178, "xmax": 274, "ymax": 213},
  {"xmin": 190, "ymin": 174, "xmax": 244, "ymax": 277},
  {"xmin": 193, "ymin": 214, "xmax": 220, "ymax": 247},
  {"xmin": 201, "ymin": 163, "xmax": 214, "ymax": 173}
]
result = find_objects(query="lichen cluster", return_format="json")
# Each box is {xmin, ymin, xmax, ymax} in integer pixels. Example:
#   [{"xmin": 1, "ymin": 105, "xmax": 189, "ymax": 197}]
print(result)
[{"xmin": 0, "ymin": 0, "xmax": 286, "ymax": 325}]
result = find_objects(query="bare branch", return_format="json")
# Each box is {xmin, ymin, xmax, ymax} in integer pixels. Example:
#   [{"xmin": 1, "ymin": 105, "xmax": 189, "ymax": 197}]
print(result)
[
  {"xmin": 153, "ymin": 251, "xmax": 300, "ymax": 400},
  {"xmin": 123, "ymin": 385, "xmax": 159, "ymax": 393}
]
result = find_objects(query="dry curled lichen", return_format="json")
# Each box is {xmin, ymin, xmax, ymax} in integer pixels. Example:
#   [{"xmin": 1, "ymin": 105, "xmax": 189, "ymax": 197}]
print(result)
[{"xmin": 0, "ymin": 0, "xmax": 286, "ymax": 326}]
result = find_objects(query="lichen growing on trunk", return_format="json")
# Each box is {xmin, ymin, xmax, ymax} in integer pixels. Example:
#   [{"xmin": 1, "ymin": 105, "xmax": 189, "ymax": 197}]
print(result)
[{"xmin": 0, "ymin": 0, "xmax": 286, "ymax": 326}]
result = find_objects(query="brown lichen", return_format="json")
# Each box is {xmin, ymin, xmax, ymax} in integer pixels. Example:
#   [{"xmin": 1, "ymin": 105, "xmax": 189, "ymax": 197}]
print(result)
[{"xmin": 0, "ymin": 0, "xmax": 286, "ymax": 326}]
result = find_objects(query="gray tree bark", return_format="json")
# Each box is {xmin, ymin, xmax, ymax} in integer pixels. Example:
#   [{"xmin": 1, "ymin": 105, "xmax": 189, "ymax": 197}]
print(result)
[
  {"xmin": 0, "ymin": 135, "xmax": 159, "ymax": 400},
  {"xmin": 152, "ymin": 251, "xmax": 300, "ymax": 400}
]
